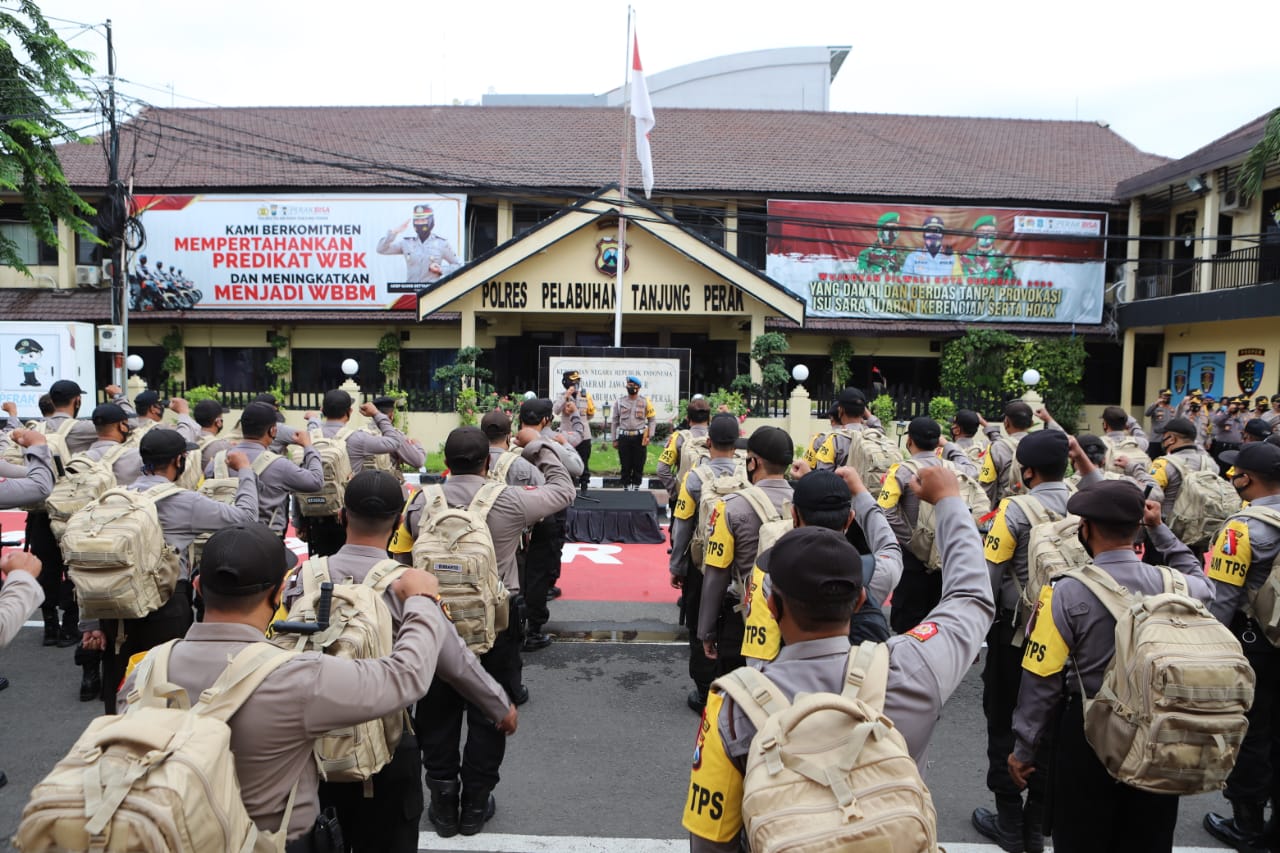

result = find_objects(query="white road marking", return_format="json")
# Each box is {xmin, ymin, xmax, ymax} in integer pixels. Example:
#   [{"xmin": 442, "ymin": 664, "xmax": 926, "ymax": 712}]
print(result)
[{"xmin": 417, "ymin": 836, "xmax": 1224, "ymax": 853}]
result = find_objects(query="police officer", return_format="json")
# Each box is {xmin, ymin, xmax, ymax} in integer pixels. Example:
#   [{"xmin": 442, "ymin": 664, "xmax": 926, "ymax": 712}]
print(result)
[
  {"xmin": 979, "ymin": 401, "xmax": 1037, "ymax": 507},
  {"xmin": 193, "ymin": 398, "xmax": 232, "ymax": 463},
  {"xmin": 1176, "ymin": 388, "xmax": 1204, "ymax": 418},
  {"xmin": 553, "ymin": 370, "xmax": 596, "ymax": 492},
  {"xmin": 812, "ymin": 387, "xmax": 876, "ymax": 472},
  {"xmin": 1201, "ymin": 442, "xmax": 1280, "ymax": 849},
  {"xmin": 951, "ymin": 408, "xmax": 990, "ymax": 462},
  {"xmin": 281, "ymin": 471, "xmax": 515, "ymax": 853},
  {"xmin": 1099, "ymin": 404, "xmax": 1150, "ymax": 451},
  {"xmin": 1149, "ymin": 417, "xmax": 1218, "ymax": 560},
  {"xmin": 1145, "ymin": 389, "xmax": 1176, "ymax": 455},
  {"xmin": 669, "ymin": 413, "xmax": 743, "ymax": 710},
  {"xmin": 972, "ymin": 429, "xmax": 1070, "ymax": 852},
  {"xmin": 375, "ymin": 203, "xmax": 461, "ymax": 283},
  {"xmin": 394, "ymin": 425, "xmax": 575, "ymax": 837},
  {"xmin": 362, "ymin": 396, "xmax": 427, "ymax": 481},
  {"xmin": 657, "ymin": 396, "xmax": 712, "ymax": 501},
  {"xmin": 1264, "ymin": 394, "xmax": 1280, "ymax": 429},
  {"xmin": 118, "ymin": 523, "xmax": 452, "ymax": 852},
  {"xmin": 0, "ymin": 430, "xmax": 54, "ymax": 661},
  {"xmin": 684, "ymin": 466, "xmax": 994, "ymax": 851},
  {"xmin": 211, "ymin": 402, "xmax": 322, "ymax": 537},
  {"xmin": 1212, "ymin": 396, "xmax": 1247, "ymax": 475},
  {"xmin": 611, "ymin": 375, "xmax": 654, "ymax": 490},
  {"xmin": 1243, "ymin": 417, "xmax": 1273, "ymax": 445},
  {"xmin": 698, "ymin": 426, "xmax": 795, "ymax": 676},
  {"xmin": 878, "ymin": 416, "xmax": 977, "ymax": 632},
  {"xmin": 1255, "ymin": 395, "xmax": 1271, "ymax": 420},
  {"xmin": 1068, "ymin": 434, "xmax": 1161, "ymax": 496},
  {"xmin": 1009, "ymin": 481, "xmax": 1212, "ymax": 851},
  {"xmin": 82, "ymin": 403, "xmax": 144, "ymax": 484},
  {"xmin": 303, "ymin": 390, "xmax": 416, "ymax": 556}
]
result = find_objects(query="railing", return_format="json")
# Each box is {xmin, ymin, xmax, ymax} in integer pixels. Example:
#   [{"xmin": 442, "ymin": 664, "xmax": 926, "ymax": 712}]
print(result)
[
  {"xmin": 161, "ymin": 382, "xmax": 463, "ymax": 413},
  {"xmin": 1133, "ymin": 247, "xmax": 1280, "ymax": 299}
]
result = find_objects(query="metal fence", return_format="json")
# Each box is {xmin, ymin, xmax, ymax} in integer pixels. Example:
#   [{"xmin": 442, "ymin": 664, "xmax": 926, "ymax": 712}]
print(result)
[{"xmin": 161, "ymin": 382, "xmax": 465, "ymax": 413}]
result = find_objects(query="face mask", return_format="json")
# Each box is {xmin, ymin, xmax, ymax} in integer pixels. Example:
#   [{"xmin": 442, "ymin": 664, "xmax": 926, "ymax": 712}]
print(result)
[
  {"xmin": 1021, "ymin": 470, "xmax": 1035, "ymax": 491},
  {"xmin": 627, "ymin": 385, "xmax": 639, "ymax": 395},
  {"xmin": 176, "ymin": 457, "xmax": 187, "ymax": 477},
  {"xmin": 747, "ymin": 457, "xmax": 759, "ymax": 483},
  {"xmin": 1077, "ymin": 522, "xmax": 1095, "ymax": 558}
]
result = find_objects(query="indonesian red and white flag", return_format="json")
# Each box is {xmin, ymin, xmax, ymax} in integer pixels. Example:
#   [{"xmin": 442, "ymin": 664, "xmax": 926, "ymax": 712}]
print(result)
[{"xmin": 630, "ymin": 33, "xmax": 655, "ymax": 198}]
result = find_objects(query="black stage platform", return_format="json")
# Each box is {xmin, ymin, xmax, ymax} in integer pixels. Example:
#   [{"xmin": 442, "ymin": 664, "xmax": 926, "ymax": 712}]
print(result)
[{"xmin": 564, "ymin": 489, "xmax": 666, "ymax": 544}]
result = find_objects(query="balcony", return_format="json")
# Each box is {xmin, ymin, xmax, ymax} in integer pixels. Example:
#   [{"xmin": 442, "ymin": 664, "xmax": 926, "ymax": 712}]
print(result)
[{"xmin": 1135, "ymin": 246, "xmax": 1280, "ymax": 300}]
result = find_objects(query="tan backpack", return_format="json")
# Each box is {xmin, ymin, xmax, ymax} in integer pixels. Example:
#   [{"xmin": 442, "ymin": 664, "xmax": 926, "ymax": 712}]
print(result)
[
  {"xmin": 46, "ymin": 444, "xmax": 131, "ymax": 538},
  {"xmin": 676, "ymin": 431, "xmax": 711, "ymax": 484},
  {"xmin": 2, "ymin": 417, "xmax": 76, "ymax": 510},
  {"xmin": 738, "ymin": 486, "xmax": 793, "ymax": 559},
  {"xmin": 191, "ymin": 450, "xmax": 281, "ymax": 567},
  {"xmin": 1164, "ymin": 454, "xmax": 1242, "ymax": 549},
  {"xmin": 487, "ymin": 448, "xmax": 523, "ymax": 484},
  {"xmin": 994, "ymin": 435, "xmax": 1025, "ymax": 501},
  {"xmin": 1102, "ymin": 434, "xmax": 1152, "ymax": 477},
  {"xmin": 841, "ymin": 427, "xmax": 901, "ymax": 490},
  {"xmin": 713, "ymin": 642, "xmax": 938, "ymax": 853},
  {"xmin": 296, "ymin": 424, "xmax": 357, "ymax": 517},
  {"xmin": 270, "ymin": 557, "xmax": 407, "ymax": 785},
  {"xmin": 1232, "ymin": 505, "xmax": 1280, "ymax": 645},
  {"xmin": 1061, "ymin": 563, "xmax": 1254, "ymax": 794},
  {"xmin": 14, "ymin": 641, "xmax": 299, "ymax": 853},
  {"xmin": 62, "ymin": 484, "xmax": 184, "ymax": 621},
  {"xmin": 1009, "ymin": 494, "xmax": 1089, "ymax": 620},
  {"xmin": 689, "ymin": 462, "xmax": 752, "ymax": 567},
  {"xmin": 361, "ymin": 422, "xmax": 404, "ymax": 481},
  {"xmin": 411, "ymin": 483, "xmax": 510, "ymax": 654},
  {"xmin": 900, "ymin": 459, "xmax": 991, "ymax": 570}
]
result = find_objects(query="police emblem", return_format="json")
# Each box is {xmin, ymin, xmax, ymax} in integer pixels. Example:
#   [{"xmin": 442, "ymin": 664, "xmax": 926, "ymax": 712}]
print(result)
[
  {"xmin": 595, "ymin": 237, "xmax": 630, "ymax": 276},
  {"xmin": 1238, "ymin": 357, "xmax": 1264, "ymax": 396}
]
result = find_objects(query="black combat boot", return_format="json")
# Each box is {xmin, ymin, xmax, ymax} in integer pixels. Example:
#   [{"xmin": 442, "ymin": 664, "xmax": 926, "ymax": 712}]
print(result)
[
  {"xmin": 426, "ymin": 779, "xmax": 460, "ymax": 838},
  {"xmin": 972, "ymin": 795, "xmax": 1026, "ymax": 853},
  {"xmin": 42, "ymin": 614, "xmax": 59, "ymax": 647},
  {"xmin": 1023, "ymin": 797, "xmax": 1045, "ymax": 853},
  {"xmin": 79, "ymin": 665, "xmax": 101, "ymax": 703},
  {"xmin": 1204, "ymin": 801, "xmax": 1267, "ymax": 852},
  {"xmin": 459, "ymin": 786, "xmax": 496, "ymax": 836}
]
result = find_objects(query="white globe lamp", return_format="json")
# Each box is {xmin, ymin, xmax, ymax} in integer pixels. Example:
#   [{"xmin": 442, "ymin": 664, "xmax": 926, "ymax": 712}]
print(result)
[
  {"xmin": 341, "ymin": 358, "xmax": 359, "ymax": 377},
  {"xmin": 791, "ymin": 364, "xmax": 810, "ymax": 382},
  {"xmin": 1022, "ymin": 368, "xmax": 1041, "ymax": 387},
  {"xmin": 125, "ymin": 354, "xmax": 144, "ymax": 373}
]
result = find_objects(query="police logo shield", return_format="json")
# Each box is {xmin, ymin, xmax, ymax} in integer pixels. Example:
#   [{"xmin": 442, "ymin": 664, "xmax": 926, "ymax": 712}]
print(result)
[
  {"xmin": 595, "ymin": 237, "xmax": 630, "ymax": 276},
  {"xmin": 1238, "ymin": 358, "xmax": 1264, "ymax": 396}
]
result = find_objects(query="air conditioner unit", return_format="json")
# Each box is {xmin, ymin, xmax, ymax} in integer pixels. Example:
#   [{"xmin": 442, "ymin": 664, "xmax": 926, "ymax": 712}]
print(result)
[
  {"xmin": 1220, "ymin": 187, "xmax": 1246, "ymax": 215},
  {"xmin": 75, "ymin": 265, "xmax": 101, "ymax": 287},
  {"xmin": 97, "ymin": 325, "xmax": 124, "ymax": 353}
]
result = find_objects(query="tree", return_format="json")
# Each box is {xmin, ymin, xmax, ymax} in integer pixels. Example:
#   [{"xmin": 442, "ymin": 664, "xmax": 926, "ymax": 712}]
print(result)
[
  {"xmin": 0, "ymin": 1, "xmax": 98, "ymax": 272},
  {"xmin": 1238, "ymin": 107, "xmax": 1280, "ymax": 205}
]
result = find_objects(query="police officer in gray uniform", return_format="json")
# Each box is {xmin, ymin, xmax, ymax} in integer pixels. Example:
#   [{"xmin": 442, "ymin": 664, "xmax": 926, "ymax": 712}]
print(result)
[
  {"xmin": 210, "ymin": 402, "xmax": 322, "ymax": 536},
  {"xmin": 1009, "ymin": 481, "xmax": 1212, "ymax": 852},
  {"xmin": 82, "ymin": 404, "xmax": 144, "ymax": 485},
  {"xmin": 1201, "ymin": 442, "xmax": 1280, "ymax": 849},
  {"xmin": 1149, "ymin": 416, "xmax": 1217, "ymax": 561},
  {"xmin": 118, "ymin": 523, "xmax": 453, "ymax": 852},
  {"xmin": 669, "ymin": 413, "xmax": 742, "ymax": 710},
  {"xmin": 1145, "ymin": 389, "xmax": 1175, "ymax": 456},
  {"xmin": 193, "ymin": 398, "xmax": 232, "ymax": 463},
  {"xmin": 281, "ymin": 471, "xmax": 515, "ymax": 853},
  {"xmin": 80, "ymin": 429, "xmax": 260, "ymax": 713},
  {"xmin": 979, "ymin": 401, "xmax": 1037, "ymax": 507},
  {"xmin": 611, "ymin": 376, "xmax": 654, "ymax": 490},
  {"xmin": 376, "ymin": 204, "xmax": 461, "ymax": 283},
  {"xmin": 684, "ymin": 465, "xmax": 994, "ymax": 851},
  {"xmin": 972, "ymin": 429, "xmax": 1070, "ymax": 852}
]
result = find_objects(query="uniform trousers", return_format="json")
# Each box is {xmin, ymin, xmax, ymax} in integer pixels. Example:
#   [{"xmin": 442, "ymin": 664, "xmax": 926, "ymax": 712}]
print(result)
[
  {"xmin": 982, "ymin": 612, "xmax": 1049, "ymax": 802},
  {"xmin": 305, "ymin": 516, "xmax": 347, "ymax": 558},
  {"xmin": 26, "ymin": 511, "xmax": 76, "ymax": 631},
  {"xmin": 417, "ymin": 619, "xmax": 521, "ymax": 792},
  {"xmin": 889, "ymin": 550, "xmax": 941, "ymax": 635},
  {"xmin": 524, "ymin": 517, "xmax": 559, "ymax": 630},
  {"xmin": 712, "ymin": 592, "xmax": 747, "ymax": 677},
  {"xmin": 98, "ymin": 581, "xmax": 194, "ymax": 714},
  {"xmin": 1049, "ymin": 694, "xmax": 1178, "ymax": 851},
  {"xmin": 319, "ymin": 730, "xmax": 422, "ymax": 853},
  {"xmin": 574, "ymin": 440, "xmax": 592, "ymax": 491},
  {"xmin": 1223, "ymin": 615, "xmax": 1280, "ymax": 810},
  {"xmin": 682, "ymin": 566, "xmax": 716, "ymax": 694},
  {"xmin": 616, "ymin": 434, "xmax": 645, "ymax": 488}
]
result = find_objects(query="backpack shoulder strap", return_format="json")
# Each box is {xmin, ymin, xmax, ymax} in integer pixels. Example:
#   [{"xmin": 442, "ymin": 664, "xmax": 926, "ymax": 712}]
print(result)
[
  {"xmin": 1157, "ymin": 565, "xmax": 1190, "ymax": 597},
  {"xmin": 251, "ymin": 450, "xmax": 281, "ymax": 476},
  {"xmin": 300, "ymin": 556, "xmax": 333, "ymax": 605},
  {"xmin": 213, "ymin": 450, "xmax": 230, "ymax": 479},
  {"xmin": 1009, "ymin": 493, "xmax": 1054, "ymax": 526},
  {"xmin": 365, "ymin": 558, "xmax": 408, "ymax": 592},
  {"xmin": 737, "ymin": 484, "xmax": 782, "ymax": 525},
  {"xmin": 468, "ymin": 481, "xmax": 506, "ymax": 523},
  {"xmin": 102, "ymin": 442, "xmax": 131, "ymax": 465},
  {"xmin": 127, "ymin": 640, "xmax": 190, "ymax": 710},
  {"xmin": 142, "ymin": 482, "xmax": 186, "ymax": 504},
  {"xmin": 1058, "ymin": 564, "xmax": 1135, "ymax": 620},
  {"xmin": 192, "ymin": 642, "xmax": 300, "ymax": 722},
  {"xmin": 335, "ymin": 423, "xmax": 359, "ymax": 441},
  {"xmin": 840, "ymin": 641, "xmax": 890, "ymax": 712},
  {"xmin": 711, "ymin": 666, "xmax": 791, "ymax": 731},
  {"xmin": 692, "ymin": 461, "xmax": 716, "ymax": 489},
  {"xmin": 1238, "ymin": 505, "xmax": 1280, "ymax": 530}
]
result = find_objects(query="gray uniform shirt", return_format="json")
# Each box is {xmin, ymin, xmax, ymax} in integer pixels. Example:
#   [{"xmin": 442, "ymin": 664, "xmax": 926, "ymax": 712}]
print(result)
[
  {"xmin": 282, "ymin": 544, "xmax": 510, "ymax": 722},
  {"xmin": 986, "ymin": 482, "xmax": 1072, "ymax": 614},
  {"xmin": 118, "ymin": 598, "xmax": 451, "ymax": 839},
  {"xmin": 128, "ymin": 471, "xmax": 259, "ymax": 578},
  {"xmin": 404, "ymin": 440, "xmax": 576, "ymax": 592},
  {"xmin": 882, "ymin": 447, "xmax": 978, "ymax": 546},
  {"xmin": 1011, "ymin": 526, "xmax": 1210, "ymax": 763},
  {"xmin": 0, "ymin": 570, "xmax": 43, "ymax": 648},
  {"xmin": 488, "ymin": 445, "xmax": 543, "ymax": 486},
  {"xmin": 693, "ymin": 496, "xmax": 994, "ymax": 852},
  {"xmin": 668, "ymin": 456, "xmax": 740, "ymax": 578},
  {"xmin": 197, "ymin": 431, "xmax": 232, "ymax": 466},
  {"xmin": 657, "ymin": 425, "xmax": 709, "ymax": 494},
  {"xmin": 1212, "ymin": 411, "xmax": 1246, "ymax": 447},
  {"xmin": 307, "ymin": 414, "xmax": 410, "ymax": 473},
  {"xmin": 539, "ymin": 424, "xmax": 584, "ymax": 477},
  {"xmin": 855, "ymin": 490, "xmax": 905, "ymax": 605},
  {"xmin": 376, "ymin": 230, "xmax": 461, "ymax": 282},
  {"xmin": 981, "ymin": 428, "xmax": 1028, "ymax": 507},
  {"xmin": 1208, "ymin": 492, "xmax": 1280, "ymax": 625},
  {"xmin": 85, "ymin": 439, "xmax": 143, "ymax": 486},
  {"xmin": 612, "ymin": 393, "xmax": 654, "ymax": 436},
  {"xmin": 0, "ymin": 444, "xmax": 54, "ymax": 508},
  {"xmin": 1145, "ymin": 401, "xmax": 1176, "ymax": 437},
  {"xmin": 1152, "ymin": 445, "xmax": 1215, "ymax": 518},
  {"xmin": 211, "ymin": 440, "xmax": 323, "ymax": 534},
  {"xmin": 697, "ymin": 478, "xmax": 794, "ymax": 642},
  {"xmin": 1104, "ymin": 425, "xmax": 1149, "ymax": 453},
  {"xmin": 41, "ymin": 411, "xmax": 98, "ymax": 454}
]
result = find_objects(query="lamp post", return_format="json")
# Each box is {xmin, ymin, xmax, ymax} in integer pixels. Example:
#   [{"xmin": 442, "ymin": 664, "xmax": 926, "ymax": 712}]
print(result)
[
  {"xmin": 125, "ymin": 353, "xmax": 146, "ymax": 400},
  {"xmin": 340, "ymin": 358, "xmax": 360, "ymax": 396},
  {"xmin": 787, "ymin": 364, "xmax": 811, "ymax": 450},
  {"xmin": 1021, "ymin": 368, "xmax": 1044, "ymax": 430}
]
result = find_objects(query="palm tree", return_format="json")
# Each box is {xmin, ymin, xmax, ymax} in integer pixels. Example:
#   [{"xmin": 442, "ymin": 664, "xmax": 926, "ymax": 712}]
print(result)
[{"xmin": 1239, "ymin": 108, "xmax": 1280, "ymax": 204}]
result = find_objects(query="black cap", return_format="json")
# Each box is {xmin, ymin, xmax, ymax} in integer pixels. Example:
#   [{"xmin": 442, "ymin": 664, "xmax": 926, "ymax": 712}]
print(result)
[
  {"xmin": 519, "ymin": 397, "xmax": 553, "ymax": 425},
  {"xmin": 444, "ymin": 426, "xmax": 489, "ymax": 469},
  {"xmin": 343, "ymin": 470, "xmax": 405, "ymax": 518},
  {"xmin": 480, "ymin": 409, "xmax": 512, "ymax": 439},
  {"xmin": 139, "ymin": 428, "xmax": 197, "ymax": 464},
  {"xmin": 1067, "ymin": 479, "xmax": 1145, "ymax": 525},
  {"xmin": 708, "ymin": 413, "xmax": 739, "ymax": 444},
  {"xmin": 1245, "ymin": 418, "xmax": 1273, "ymax": 440},
  {"xmin": 1015, "ymin": 429, "xmax": 1069, "ymax": 468},
  {"xmin": 134, "ymin": 390, "xmax": 161, "ymax": 412},
  {"xmin": 953, "ymin": 409, "xmax": 980, "ymax": 434},
  {"xmin": 323, "ymin": 389, "xmax": 353, "ymax": 415},
  {"xmin": 199, "ymin": 524, "xmax": 296, "ymax": 596},
  {"xmin": 252, "ymin": 392, "xmax": 282, "ymax": 409},
  {"xmin": 49, "ymin": 379, "xmax": 85, "ymax": 404},
  {"xmin": 748, "ymin": 425, "xmax": 793, "ymax": 466},
  {"xmin": 760, "ymin": 527, "xmax": 860, "ymax": 601},
  {"xmin": 1272, "ymin": 394, "xmax": 1280, "ymax": 404},
  {"xmin": 372, "ymin": 395, "xmax": 398, "ymax": 413},
  {"xmin": 1222, "ymin": 443, "xmax": 1280, "ymax": 479},
  {"xmin": 836, "ymin": 387, "xmax": 867, "ymax": 408},
  {"xmin": 907, "ymin": 417, "xmax": 940, "ymax": 443},
  {"xmin": 91, "ymin": 403, "xmax": 129, "ymax": 426},
  {"xmin": 1164, "ymin": 417, "xmax": 1197, "ymax": 438},
  {"xmin": 240, "ymin": 401, "xmax": 280, "ymax": 434},
  {"xmin": 193, "ymin": 398, "xmax": 228, "ymax": 426},
  {"xmin": 792, "ymin": 470, "xmax": 851, "ymax": 513},
  {"xmin": 1076, "ymin": 433, "xmax": 1108, "ymax": 456}
]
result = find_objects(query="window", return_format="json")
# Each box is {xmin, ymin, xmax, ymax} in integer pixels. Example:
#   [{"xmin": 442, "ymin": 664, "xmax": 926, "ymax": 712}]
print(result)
[
  {"xmin": 291, "ymin": 348, "xmax": 383, "ymax": 393},
  {"xmin": 184, "ymin": 347, "xmax": 274, "ymax": 392},
  {"xmin": 736, "ymin": 206, "xmax": 767, "ymax": 269},
  {"xmin": 76, "ymin": 232, "xmax": 100, "ymax": 266},
  {"xmin": 467, "ymin": 203, "xmax": 498, "ymax": 259},
  {"xmin": 0, "ymin": 219, "xmax": 58, "ymax": 266},
  {"xmin": 512, "ymin": 203, "xmax": 558, "ymax": 237},
  {"xmin": 677, "ymin": 207, "xmax": 724, "ymax": 248}
]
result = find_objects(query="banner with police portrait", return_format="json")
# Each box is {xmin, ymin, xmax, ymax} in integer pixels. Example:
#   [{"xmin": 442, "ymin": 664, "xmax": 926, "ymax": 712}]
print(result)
[{"xmin": 765, "ymin": 200, "xmax": 1107, "ymax": 324}]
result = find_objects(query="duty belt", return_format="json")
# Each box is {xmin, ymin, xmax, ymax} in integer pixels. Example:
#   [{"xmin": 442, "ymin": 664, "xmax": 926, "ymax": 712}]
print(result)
[{"xmin": 618, "ymin": 429, "xmax": 645, "ymax": 436}]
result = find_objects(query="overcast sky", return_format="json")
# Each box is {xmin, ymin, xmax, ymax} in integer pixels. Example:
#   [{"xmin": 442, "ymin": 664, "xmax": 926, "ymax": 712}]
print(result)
[{"xmin": 39, "ymin": 0, "xmax": 1280, "ymax": 161}]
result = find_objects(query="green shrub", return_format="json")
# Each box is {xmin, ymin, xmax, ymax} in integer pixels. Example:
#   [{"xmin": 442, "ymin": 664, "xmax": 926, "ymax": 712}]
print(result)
[
  {"xmin": 871, "ymin": 394, "xmax": 896, "ymax": 424},
  {"xmin": 928, "ymin": 396, "xmax": 956, "ymax": 424}
]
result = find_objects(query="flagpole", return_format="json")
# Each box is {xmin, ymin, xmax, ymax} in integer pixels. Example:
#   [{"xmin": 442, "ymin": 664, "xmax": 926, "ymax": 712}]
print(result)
[{"xmin": 614, "ymin": 7, "xmax": 633, "ymax": 349}]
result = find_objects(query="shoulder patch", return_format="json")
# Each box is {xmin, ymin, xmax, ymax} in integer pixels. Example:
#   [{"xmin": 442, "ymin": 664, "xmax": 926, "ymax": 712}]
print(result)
[
  {"xmin": 1022, "ymin": 584, "xmax": 1069, "ymax": 677},
  {"xmin": 904, "ymin": 621, "xmax": 939, "ymax": 642},
  {"xmin": 984, "ymin": 499, "xmax": 1016, "ymax": 564},
  {"xmin": 1209, "ymin": 519, "xmax": 1252, "ymax": 587},
  {"xmin": 877, "ymin": 463, "xmax": 903, "ymax": 509},
  {"xmin": 682, "ymin": 690, "xmax": 744, "ymax": 842}
]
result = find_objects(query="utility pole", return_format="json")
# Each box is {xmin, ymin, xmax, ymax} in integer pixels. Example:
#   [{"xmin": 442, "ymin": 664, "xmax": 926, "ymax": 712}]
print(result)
[{"xmin": 106, "ymin": 19, "xmax": 126, "ymax": 389}]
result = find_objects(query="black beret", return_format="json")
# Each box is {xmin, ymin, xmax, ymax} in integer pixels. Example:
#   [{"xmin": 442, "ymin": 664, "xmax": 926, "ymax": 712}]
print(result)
[
  {"xmin": 1067, "ymin": 479, "xmax": 1145, "ymax": 525},
  {"xmin": 1015, "ymin": 429, "xmax": 1069, "ymax": 468}
]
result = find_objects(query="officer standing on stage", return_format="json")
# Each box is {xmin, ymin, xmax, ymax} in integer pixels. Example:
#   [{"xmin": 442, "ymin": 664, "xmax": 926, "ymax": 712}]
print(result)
[
  {"xmin": 1010, "ymin": 481, "xmax": 1213, "ymax": 851},
  {"xmin": 612, "ymin": 375, "xmax": 654, "ymax": 491},
  {"xmin": 1201, "ymin": 442, "xmax": 1280, "ymax": 849},
  {"xmin": 553, "ymin": 370, "xmax": 595, "ymax": 492}
]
